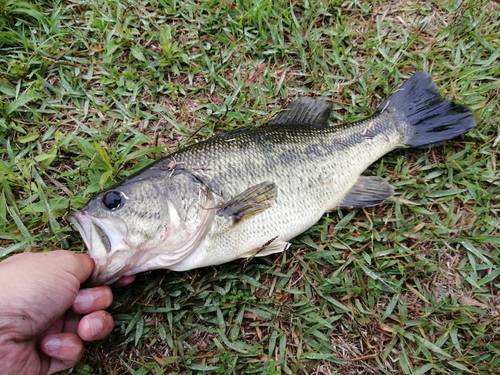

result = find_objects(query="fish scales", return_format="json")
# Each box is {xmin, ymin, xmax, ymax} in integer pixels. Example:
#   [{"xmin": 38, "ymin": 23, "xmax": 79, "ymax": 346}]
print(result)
[
  {"xmin": 69, "ymin": 72, "xmax": 476, "ymax": 285},
  {"xmin": 154, "ymin": 116, "xmax": 404, "ymax": 199}
]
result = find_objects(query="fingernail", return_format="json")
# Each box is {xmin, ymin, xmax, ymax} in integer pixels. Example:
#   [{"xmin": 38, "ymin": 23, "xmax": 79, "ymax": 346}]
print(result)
[
  {"xmin": 90, "ymin": 317, "xmax": 103, "ymax": 338},
  {"xmin": 44, "ymin": 337, "xmax": 61, "ymax": 354},
  {"xmin": 74, "ymin": 290, "xmax": 95, "ymax": 311}
]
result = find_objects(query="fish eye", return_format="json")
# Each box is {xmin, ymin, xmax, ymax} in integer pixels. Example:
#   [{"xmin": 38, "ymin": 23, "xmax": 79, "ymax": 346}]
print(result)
[{"xmin": 102, "ymin": 191, "xmax": 123, "ymax": 210}]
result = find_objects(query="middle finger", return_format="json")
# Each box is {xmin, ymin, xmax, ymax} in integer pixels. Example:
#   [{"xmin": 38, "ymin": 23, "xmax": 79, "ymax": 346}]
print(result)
[{"xmin": 72, "ymin": 286, "xmax": 113, "ymax": 314}]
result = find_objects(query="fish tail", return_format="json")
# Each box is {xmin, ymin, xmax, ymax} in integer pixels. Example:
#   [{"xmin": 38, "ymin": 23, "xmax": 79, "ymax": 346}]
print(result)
[{"xmin": 378, "ymin": 72, "xmax": 476, "ymax": 147}]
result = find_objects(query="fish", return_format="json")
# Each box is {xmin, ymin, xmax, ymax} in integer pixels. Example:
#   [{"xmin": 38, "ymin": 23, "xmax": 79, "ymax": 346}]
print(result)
[{"xmin": 69, "ymin": 72, "xmax": 476, "ymax": 286}]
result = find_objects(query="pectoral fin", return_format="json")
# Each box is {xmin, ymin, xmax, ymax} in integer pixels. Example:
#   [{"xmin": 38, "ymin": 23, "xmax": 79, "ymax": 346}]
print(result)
[
  {"xmin": 217, "ymin": 181, "xmax": 278, "ymax": 224},
  {"xmin": 266, "ymin": 97, "xmax": 332, "ymax": 127},
  {"xmin": 338, "ymin": 176, "xmax": 394, "ymax": 208}
]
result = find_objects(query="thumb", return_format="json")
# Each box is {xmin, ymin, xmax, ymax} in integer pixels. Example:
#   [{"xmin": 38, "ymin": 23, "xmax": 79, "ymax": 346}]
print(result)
[{"xmin": 48, "ymin": 250, "xmax": 96, "ymax": 285}]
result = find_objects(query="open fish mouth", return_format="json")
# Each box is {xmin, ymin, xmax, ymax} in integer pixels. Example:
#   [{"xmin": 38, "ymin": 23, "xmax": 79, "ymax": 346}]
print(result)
[{"xmin": 68, "ymin": 211, "xmax": 130, "ymax": 285}]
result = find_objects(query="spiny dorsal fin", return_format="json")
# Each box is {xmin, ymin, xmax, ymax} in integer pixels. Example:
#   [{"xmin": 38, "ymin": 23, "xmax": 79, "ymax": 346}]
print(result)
[
  {"xmin": 265, "ymin": 97, "xmax": 332, "ymax": 127},
  {"xmin": 338, "ymin": 176, "xmax": 394, "ymax": 208},
  {"xmin": 217, "ymin": 181, "xmax": 277, "ymax": 224}
]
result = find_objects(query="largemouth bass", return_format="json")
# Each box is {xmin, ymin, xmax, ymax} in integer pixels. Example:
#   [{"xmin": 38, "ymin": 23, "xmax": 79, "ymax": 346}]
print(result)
[{"xmin": 69, "ymin": 72, "xmax": 476, "ymax": 285}]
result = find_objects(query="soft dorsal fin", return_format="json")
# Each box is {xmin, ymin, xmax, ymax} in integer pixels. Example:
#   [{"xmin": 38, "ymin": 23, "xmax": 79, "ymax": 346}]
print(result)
[
  {"xmin": 211, "ymin": 126, "xmax": 251, "ymax": 139},
  {"xmin": 338, "ymin": 176, "xmax": 394, "ymax": 208},
  {"xmin": 265, "ymin": 97, "xmax": 332, "ymax": 127},
  {"xmin": 217, "ymin": 181, "xmax": 277, "ymax": 224}
]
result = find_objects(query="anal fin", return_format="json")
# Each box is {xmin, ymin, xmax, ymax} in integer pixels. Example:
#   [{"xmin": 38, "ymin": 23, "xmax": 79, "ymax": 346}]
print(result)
[
  {"xmin": 238, "ymin": 237, "xmax": 291, "ymax": 259},
  {"xmin": 255, "ymin": 239, "xmax": 291, "ymax": 257},
  {"xmin": 217, "ymin": 181, "xmax": 277, "ymax": 224},
  {"xmin": 338, "ymin": 176, "xmax": 394, "ymax": 208}
]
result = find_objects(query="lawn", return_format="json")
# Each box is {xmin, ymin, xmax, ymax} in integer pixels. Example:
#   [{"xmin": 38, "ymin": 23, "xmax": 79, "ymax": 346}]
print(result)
[{"xmin": 1, "ymin": 0, "xmax": 499, "ymax": 374}]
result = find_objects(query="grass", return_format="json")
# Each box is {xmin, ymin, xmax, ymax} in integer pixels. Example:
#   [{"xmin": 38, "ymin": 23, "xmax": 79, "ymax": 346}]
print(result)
[{"xmin": 1, "ymin": 0, "xmax": 499, "ymax": 374}]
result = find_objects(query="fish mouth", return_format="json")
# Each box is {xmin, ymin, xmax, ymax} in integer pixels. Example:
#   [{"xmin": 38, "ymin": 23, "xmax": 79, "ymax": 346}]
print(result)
[{"xmin": 69, "ymin": 211, "xmax": 131, "ymax": 285}]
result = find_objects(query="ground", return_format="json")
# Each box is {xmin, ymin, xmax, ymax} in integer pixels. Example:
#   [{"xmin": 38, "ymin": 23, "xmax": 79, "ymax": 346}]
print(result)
[{"xmin": 0, "ymin": 0, "xmax": 499, "ymax": 374}]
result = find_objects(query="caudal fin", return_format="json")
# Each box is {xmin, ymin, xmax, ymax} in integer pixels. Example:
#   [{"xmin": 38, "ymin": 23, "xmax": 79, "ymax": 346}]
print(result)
[{"xmin": 378, "ymin": 72, "xmax": 476, "ymax": 147}]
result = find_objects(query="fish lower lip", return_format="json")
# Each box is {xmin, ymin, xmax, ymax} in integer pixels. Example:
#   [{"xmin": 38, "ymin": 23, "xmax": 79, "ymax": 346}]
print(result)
[{"xmin": 86, "ymin": 268, "xmax": 114, "ymax": 286}]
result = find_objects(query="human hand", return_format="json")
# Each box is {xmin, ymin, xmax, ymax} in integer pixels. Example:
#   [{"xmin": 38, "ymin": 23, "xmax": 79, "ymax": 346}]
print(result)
[{"xmin": 0, "ymin": 250, "xmax": 126, "ymax": 375}]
